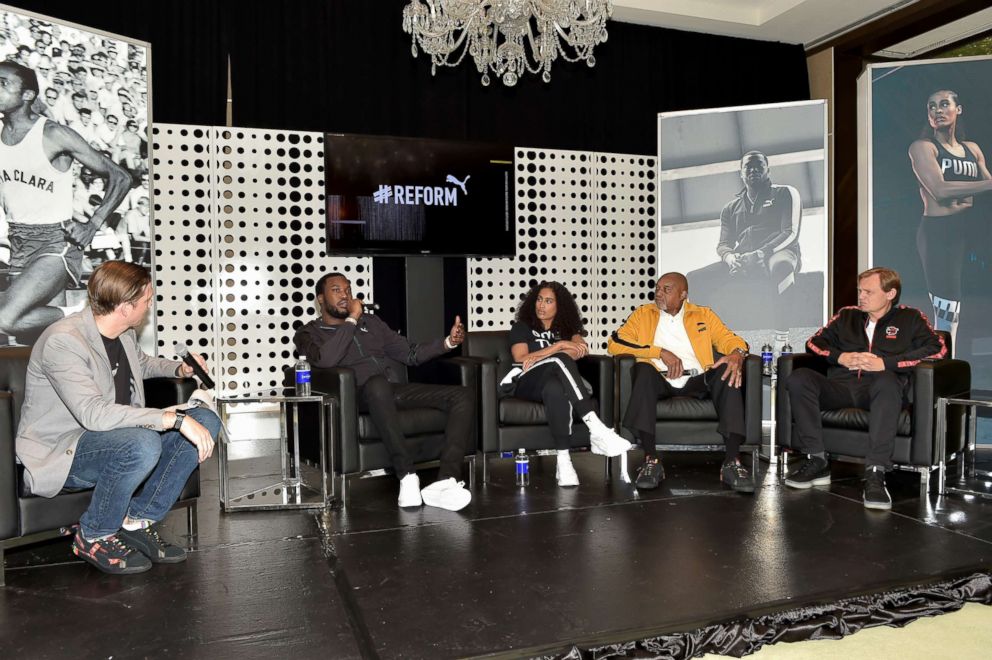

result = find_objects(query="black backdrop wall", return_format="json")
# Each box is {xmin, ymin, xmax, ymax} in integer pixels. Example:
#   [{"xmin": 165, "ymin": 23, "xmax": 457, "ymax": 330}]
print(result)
[{"xmin": 11, "ymin": 0, "xmax": 810, "ymax": 333}]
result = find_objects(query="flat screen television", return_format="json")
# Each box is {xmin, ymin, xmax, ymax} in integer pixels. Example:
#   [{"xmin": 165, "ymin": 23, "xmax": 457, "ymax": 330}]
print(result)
[{"xmin": 323, "ymin": 134, "xmax": 515, "ymax": 256}]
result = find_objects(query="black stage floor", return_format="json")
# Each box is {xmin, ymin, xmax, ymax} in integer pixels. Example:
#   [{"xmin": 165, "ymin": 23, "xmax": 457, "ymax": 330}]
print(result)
[{"xmin": 3, "ymin": 450, "xmax": 992, "ymax": 659}]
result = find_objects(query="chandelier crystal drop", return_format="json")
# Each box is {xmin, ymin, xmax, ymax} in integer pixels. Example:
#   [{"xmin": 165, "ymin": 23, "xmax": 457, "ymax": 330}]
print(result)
[{"xmin": 402, "ymin": 1, "xmax": 613, "ymax": 87}]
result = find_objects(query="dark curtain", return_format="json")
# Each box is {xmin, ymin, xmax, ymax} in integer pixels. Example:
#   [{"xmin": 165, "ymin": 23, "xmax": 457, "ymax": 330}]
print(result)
[{"xmin": 225, "ymin": 0, "xmax": 809, "ymax": 155}]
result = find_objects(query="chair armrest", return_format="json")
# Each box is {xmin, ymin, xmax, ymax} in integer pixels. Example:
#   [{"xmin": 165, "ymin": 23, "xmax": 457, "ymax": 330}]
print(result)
[
  {"xmin": 143, "ymin": 377, "xmax": 197, "ymax": 408},
  {"xmin": 579, "ymin": 355, "xmax": 614, "ymax": 426},
  {"xmin": 460, "ymin": 356, "xmax": 498, "ymax": 454},
  {"xmin": 911, "ymin": 358, "xmax": 971, "ymax": 466},
  {"xmin": 1, "ymin": 393, "xmax": 16, "ymax": 540},
  {"xmin": 775, "ymin": 353, "xmax": 829, "ymax": 452},
  {"xmin": 615, "ymin": 355, "xmax": 636, "ymax": 432},
  {"xmin": 743, "ymin": 355, "xmax": 762, "ymax": 444},
  {"xmin": 310, "ymin": 366, "xmax": 359, "ymax": 475},
  {"xmin": 436, "ymin": 356, "xmax": 479, "ymax": 389}
]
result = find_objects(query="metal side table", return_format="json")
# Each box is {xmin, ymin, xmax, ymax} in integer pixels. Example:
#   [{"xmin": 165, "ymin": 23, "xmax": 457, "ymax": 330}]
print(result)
[
  {"xmin": 936, "ymin": 394, "xmax": 992, "ymax": 498},
  {"xmin": 217, "ymin": 389, "xmax": 336, "ymax": 511}
]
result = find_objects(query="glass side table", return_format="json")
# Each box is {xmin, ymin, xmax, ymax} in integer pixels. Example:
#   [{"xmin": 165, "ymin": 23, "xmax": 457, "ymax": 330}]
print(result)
[
  {"xmin": 936, "ymin": 394, "xmax": 992, "ymax": 498},
  {"xmin": 217, "ymin": 389, "xmax": 336, "ymax": 511}
]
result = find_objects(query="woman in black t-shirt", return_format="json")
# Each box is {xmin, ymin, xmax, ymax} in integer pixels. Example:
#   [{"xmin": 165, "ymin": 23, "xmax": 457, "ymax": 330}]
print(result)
[{"xmin": 506, "ymin": 282, "xmax": 631, "ymax": 487}]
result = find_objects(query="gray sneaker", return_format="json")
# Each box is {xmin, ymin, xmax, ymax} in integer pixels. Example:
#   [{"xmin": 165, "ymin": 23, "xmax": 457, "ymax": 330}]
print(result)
[{"xmin": 118, "ymin": 525, "xmax": 187, "ymax": 563}]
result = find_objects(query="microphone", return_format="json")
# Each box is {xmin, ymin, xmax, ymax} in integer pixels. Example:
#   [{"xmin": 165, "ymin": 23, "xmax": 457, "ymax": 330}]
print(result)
[{"xmin": 174, "ymin": 343, "xmax": 215, "ymax": 390}]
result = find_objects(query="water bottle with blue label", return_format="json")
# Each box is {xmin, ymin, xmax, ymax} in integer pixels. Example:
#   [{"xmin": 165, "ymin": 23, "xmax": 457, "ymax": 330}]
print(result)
[
  {"xmin": 515, "ymin": 449, "xmax": 530, "ymax": 487},
  {"xmin": 295, "ymin": 358, "xmax": 311, "ymax": 396},
  {"xmin": 761, "ymin": 343, "xmax": 774, "ymax": 376}
]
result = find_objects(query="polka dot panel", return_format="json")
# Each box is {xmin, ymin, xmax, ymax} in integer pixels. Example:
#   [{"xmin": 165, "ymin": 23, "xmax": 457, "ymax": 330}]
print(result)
[
  {"xmin": 153, "ymin": 124, "xmax": 372, "ymax": 394},
  {"xmin": 468, "ymin": 147, "xmax": 657, "ymax": 352}
]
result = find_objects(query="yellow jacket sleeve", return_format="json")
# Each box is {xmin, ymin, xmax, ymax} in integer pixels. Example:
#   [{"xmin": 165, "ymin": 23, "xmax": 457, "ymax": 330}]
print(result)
[
  {"xmin": 607, "ymin": 305, "xmax": 663, "ymax": 359},
  {"xmin": 704, "ymin": 307, "xmax": 748, "ymax": 356}
]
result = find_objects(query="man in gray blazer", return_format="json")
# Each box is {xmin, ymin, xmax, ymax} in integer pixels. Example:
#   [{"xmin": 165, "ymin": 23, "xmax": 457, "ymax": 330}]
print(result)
[{"xmin": 16, "ymin": 261, "xmax": 221, "ymax": 575}]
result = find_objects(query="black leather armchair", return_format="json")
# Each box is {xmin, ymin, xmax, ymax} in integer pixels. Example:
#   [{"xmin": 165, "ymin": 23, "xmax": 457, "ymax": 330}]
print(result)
[
  {"xmin": 294, "ymin": 356, "xmax": 479, "ymax": 503},
  {"xmin": 1, "ymin": 346, "xmax": 200, "ymax": 586},
  {"xmin": 615, "ymin": 354, "xmax": 764, "ymax": 469},
  {"xmin": 461, "ymin": 330, "xmax": 615, "ymax": 483},
  {"xmin": 775, "ymin": 331, "xmax": 970, "ymax": 496}
]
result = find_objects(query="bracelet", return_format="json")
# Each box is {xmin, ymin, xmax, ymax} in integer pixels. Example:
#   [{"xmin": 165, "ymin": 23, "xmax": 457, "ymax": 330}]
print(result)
[
  {"xmin": 444, "ymin": 336, "xmax": 455, "ymax": 350},
  {"xmin": 344, "ymin": 317, "xmax": 358, "ymax": 325},
  {"xmin": 733, "ymin": 347, "xmax": 748, "ymax": 357}
]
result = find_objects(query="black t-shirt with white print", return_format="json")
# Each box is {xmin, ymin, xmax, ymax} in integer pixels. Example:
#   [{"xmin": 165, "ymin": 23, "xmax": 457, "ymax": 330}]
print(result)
[{"xmin": 508, "ymin": 320, "xmax": 561, "ymax": 355}]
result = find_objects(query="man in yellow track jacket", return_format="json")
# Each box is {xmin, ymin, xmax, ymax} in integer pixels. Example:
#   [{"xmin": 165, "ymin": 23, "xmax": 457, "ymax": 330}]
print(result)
[{"xmin": 607, "ymin": 272, "xmax": 752, "ymax": 492}]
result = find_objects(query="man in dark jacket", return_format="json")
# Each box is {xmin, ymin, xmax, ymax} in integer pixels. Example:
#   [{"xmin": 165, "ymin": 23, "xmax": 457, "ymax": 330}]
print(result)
[
  {"xmin": 784, "ymin": 267, "xmax": 945, "ymax": 509},
  {"xmin": 293, "ymin": 272, "xmax": 472, "ymax": 511}
]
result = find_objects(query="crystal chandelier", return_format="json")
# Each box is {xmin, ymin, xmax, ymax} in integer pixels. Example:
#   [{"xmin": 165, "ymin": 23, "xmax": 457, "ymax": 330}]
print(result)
[{"xmin": 402, "ymin": 1, "xmax": 613, "ymax": 87}]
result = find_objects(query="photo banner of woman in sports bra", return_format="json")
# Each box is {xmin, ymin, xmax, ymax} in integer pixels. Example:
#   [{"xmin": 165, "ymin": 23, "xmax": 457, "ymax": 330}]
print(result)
[
  {"xmin": 658, "ymin": 101, "xmax": 829, "ymax": 353},
  {"xmin": 0, "ymin": 3, "xmax": 152, "ymax": 348},
  {"xmin": 864, "ymin": 56, "xmax": 992, "ymax": 392}
]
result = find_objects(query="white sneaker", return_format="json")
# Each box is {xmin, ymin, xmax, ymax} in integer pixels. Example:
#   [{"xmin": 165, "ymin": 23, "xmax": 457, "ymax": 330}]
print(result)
[
  {"xmin": 421, "ymin": 478, "xmax": 472, "ymax": 511},
  {"xmin": 398, "ymin": 473, "xmax": 422, "ymax": 507},
  {"xmin": 556, "ymin": 455, "xmax": 580, "ymax": 487},
  {"xmin": 590, "ymin": 428, "xmax": 632, "ymax": 457}
]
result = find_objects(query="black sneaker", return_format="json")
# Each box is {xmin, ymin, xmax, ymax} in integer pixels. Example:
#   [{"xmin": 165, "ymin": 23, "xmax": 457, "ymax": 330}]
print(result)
[
  {"xmin": 784, "ymin": 456, "xmax": 831, "ymax": 489},
  {"xmin": 72, "ymin": 527, "xmax": 153, "ymax": 575},
  {"xmin": 118, "ymin": 525, "xmax": 187, "ymax": 563},
  {"xmin": 863, "ymin": 469, "xmax": 892, "ymax": 510},
  {"xmin": 721, "ymin": 461, "xmax": 755, "ymax": 493},
  {"xmin": 635, "ymin": 458, "xmax": 665, "ymax": 490}
]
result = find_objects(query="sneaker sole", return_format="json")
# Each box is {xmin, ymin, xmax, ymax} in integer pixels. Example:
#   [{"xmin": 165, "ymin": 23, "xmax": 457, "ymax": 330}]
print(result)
[
  {"xmin": 864, "ymin": 499, "xmax": 893, "ymax": 510},
  {"xmin": 422, "ymin": 495, "xmax": 471, "ymax": 511},
  {"xmin": 784, "ymin": 476, "xmax": 831, "ymax": 489}
]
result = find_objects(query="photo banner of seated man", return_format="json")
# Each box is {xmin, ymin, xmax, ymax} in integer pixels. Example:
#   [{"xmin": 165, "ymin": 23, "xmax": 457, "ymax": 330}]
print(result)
[
  {"xmin": 863, "ymin": 55, "xmax": 992, "ymax": 443},
  {"xmin": 657, "ymin": 100, "xmax": 828, "ymax": 353},
  {"xmin": 0, "ymin": 5, "xmax": 153, "ymax": 350}
]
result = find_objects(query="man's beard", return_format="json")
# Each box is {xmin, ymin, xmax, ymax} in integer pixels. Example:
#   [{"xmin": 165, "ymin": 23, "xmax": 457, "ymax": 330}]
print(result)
[{"xmin": 325, "ymin": 303, "xmax": 349, "ymax": 320}]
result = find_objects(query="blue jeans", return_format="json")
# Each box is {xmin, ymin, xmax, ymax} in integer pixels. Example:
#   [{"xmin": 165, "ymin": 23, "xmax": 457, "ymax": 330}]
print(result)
[{"xmin": 64, "ymin": 407, "xmax": 221, "ymax": 540}]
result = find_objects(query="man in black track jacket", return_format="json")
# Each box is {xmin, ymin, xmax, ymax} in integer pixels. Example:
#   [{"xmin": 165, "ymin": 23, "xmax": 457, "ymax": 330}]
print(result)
[{"xmin": 783, "ymin": 267, "xmax": 946, "ymax": 510}]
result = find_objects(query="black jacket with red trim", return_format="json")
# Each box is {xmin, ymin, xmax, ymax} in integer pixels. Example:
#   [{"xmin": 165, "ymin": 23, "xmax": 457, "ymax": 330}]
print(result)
[{"xmin": 807, "ymin": 304, "xmax": 946, "ymax": 379}]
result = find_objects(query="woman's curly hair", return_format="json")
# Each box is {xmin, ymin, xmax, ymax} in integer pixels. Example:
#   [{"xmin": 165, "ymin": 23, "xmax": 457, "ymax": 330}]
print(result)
[{"xmin": 515, "ymin": 281, "xmax": 585, "ymax": 339}]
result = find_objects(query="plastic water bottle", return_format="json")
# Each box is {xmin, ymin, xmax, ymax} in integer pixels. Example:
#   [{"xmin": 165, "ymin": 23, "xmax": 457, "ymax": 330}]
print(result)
[
  {"xmin": 761, "ymin": 343, "xmax": 774, "ymax": 376},
  {"xmin": 294, "ymin": 358, "xmax": 311, "ymax": 396},
  {"xmin": 514, "ymin": 449, "xmax": 530, "ymax": 487}
]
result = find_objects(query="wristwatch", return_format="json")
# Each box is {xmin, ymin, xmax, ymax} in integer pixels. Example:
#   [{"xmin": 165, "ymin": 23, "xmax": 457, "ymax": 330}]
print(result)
[
  {"xmin": 173, "ymin": 410, "xmax": 187, "ymax": 431},
  {"xmin": 733, "ymin": 347, "xmax": 749, "ymax": 358}
]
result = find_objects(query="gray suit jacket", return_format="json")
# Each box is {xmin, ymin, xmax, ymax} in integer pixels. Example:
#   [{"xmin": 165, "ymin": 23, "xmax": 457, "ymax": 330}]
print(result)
[{"xmin": 15, "ymin": 309, "xmax": 181, "ymax": 497}]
